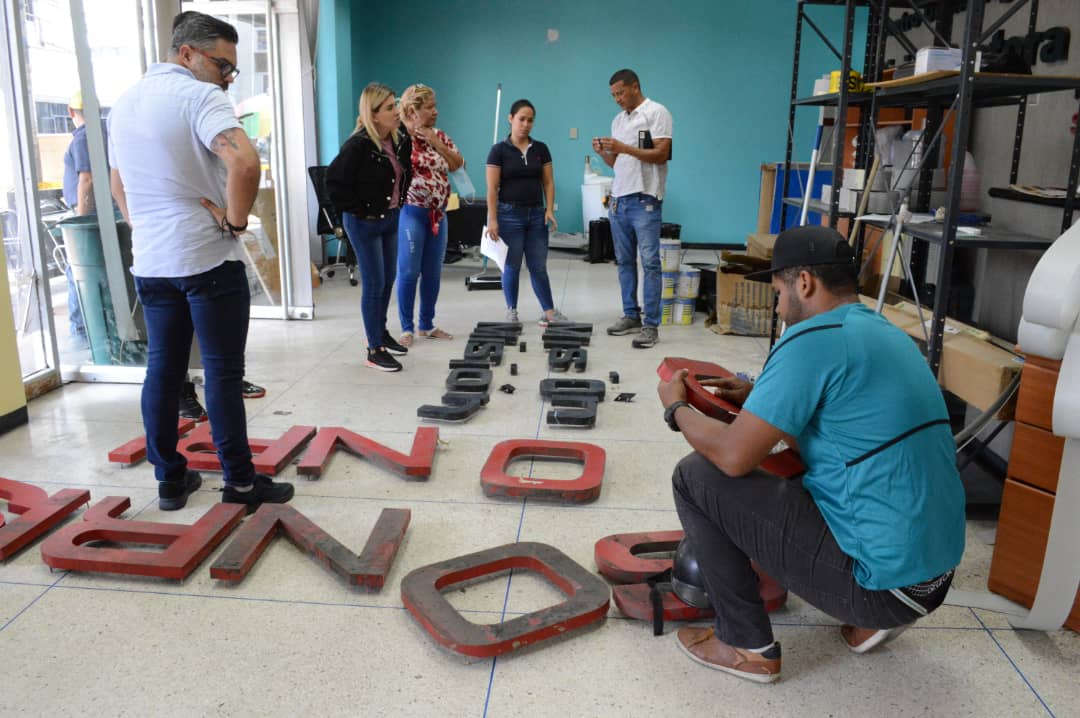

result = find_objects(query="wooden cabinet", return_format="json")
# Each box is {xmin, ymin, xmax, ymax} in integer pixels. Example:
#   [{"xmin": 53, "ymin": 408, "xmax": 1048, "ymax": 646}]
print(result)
[{"xmin": 988, "ymin": 356, "xmax": 1080, "ymax": 632}]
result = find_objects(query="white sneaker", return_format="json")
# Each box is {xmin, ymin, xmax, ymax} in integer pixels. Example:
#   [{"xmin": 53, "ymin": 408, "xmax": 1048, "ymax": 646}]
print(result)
[{"xmin": 506, "ymin": 308, "xmax": 519, "ymax": 322}]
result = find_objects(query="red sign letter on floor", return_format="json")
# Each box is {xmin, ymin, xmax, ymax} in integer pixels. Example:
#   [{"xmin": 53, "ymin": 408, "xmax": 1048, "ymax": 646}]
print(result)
[
  {"xmin": 481, "ymin": 439, "xmax": 605, "ymax": 503},
  {"xmin": 109, "ymin": 422, "xmax": 315, "ymax": 476},
  {"xmin": 0, "ymin": 478, "xmax": 90, "ymax": 560},
  {"xmin": 107, "ymin": 418, "xmax": 198, "ymax": 465},
  {"xmin": 210, "ymin": 505, "xmax": 410, "ymax": 589},
  {"xmin": 296, "ymin": 427, "xmax": 438, "ymax": 479},
  {"xmin": 176, "ymin": 423, "xmax": 317, "ymax": 475},
  {"xmin": 402, "ymin": 542, "xmax": 610, "ymax": 657},
  {"xmin": 40, "ymin": 497, "xmax": 245, "ymax": 580}
]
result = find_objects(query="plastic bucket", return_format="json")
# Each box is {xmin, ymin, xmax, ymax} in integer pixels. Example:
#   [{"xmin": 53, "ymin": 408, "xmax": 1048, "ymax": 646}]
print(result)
[
  {"xmin": 58, "ymin": 216, "xmax": 145, "ymax": 365},
  {"xmin": 60, "ymin": 217, "xmax": 111, "ymax": 364},
  {"xmin": 661, "ymin": 271, "xmax": 677, "ymax": 299},
  {"xmin": 673, "ymin": 298, "xmax": 695, "ymax": 325},
  {"xmin": 660, "ymin": 238, "xmax": 681, "ymax": 272},
  {"xmin": 660, "ymin": 298, "xmax": 674, "ymax": 325},
  {"xmin": 676, "ymin": 265, "xmax": 701, "ymax": 298}
]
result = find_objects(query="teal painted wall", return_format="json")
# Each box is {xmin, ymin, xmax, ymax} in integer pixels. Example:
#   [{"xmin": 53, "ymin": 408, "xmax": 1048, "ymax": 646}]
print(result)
[
  {"xmin": 315, "ymin": 0, "xmax": 360, "ymax": 164},
  {"xmin": 318, "ymin": 1, "xmax": 865, "ymax": 243}
]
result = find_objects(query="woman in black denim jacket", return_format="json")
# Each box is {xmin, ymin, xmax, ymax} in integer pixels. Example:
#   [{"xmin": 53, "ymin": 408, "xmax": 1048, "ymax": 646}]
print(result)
[{"xmin": 327, "ymin": 82, "xmax": 413, "ymax": 372}]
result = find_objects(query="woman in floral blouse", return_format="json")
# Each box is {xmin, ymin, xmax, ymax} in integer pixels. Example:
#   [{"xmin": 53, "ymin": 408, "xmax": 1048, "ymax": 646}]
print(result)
[{"xmin": 396, "ymin": 83, "xmax": 464, "ymax": 346}]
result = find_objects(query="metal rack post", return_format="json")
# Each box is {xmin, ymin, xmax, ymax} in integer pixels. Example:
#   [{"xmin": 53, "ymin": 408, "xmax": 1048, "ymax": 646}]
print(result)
[
  {"xmin": 927, "ymin": 0, "xmax": 986, "ymax": 376},
  {"xmin": 780, "ymin": 2, "xmax": 806, "ymax": 235},
  {"xmin": 827, "ymin": 0, "xmax": 858, "ymax": 227}
]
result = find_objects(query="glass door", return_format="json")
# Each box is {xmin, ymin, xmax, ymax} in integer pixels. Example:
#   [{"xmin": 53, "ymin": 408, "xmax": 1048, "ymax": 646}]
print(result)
[
  {"xmin": 1, "ymin": 0, "xmax": 59, "ymax": 395},
  {"xmin": 17, "ymin": 0, "xmax": 148, "ymax": 382},
  {"xmin": 183, "ymin": 0, "xmax": 315, "ymax": 320}
]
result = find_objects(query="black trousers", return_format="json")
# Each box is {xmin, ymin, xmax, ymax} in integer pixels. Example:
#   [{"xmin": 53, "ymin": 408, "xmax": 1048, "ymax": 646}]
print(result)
[{"xmin": 672, "ymin": 452, "xmax": 922, "ymax": 649}]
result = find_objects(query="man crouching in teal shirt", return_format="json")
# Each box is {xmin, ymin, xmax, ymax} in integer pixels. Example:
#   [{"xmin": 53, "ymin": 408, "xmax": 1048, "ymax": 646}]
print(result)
[{"xmin": 657, "ymin": 226, "xmax": 965, "ymax": 683}]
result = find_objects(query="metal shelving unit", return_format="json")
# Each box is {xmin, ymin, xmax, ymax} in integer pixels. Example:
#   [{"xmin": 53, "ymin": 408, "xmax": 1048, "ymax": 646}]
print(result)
[{"xmin": 781, "ymin": 0, "xmax": 1080, "ymax": 377}]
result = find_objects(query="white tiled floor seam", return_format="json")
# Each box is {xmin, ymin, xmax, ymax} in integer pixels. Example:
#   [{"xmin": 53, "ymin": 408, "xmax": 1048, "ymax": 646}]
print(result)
[{"xmin": 971, "ymin": 608, "xmax": 1057, "ymax": 717}]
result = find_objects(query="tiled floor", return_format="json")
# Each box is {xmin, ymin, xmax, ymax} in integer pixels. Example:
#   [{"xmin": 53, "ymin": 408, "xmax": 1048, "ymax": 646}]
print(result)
[{"xmin": 1, "ymin": 251, "xmax": 1077, "ymax": 717}]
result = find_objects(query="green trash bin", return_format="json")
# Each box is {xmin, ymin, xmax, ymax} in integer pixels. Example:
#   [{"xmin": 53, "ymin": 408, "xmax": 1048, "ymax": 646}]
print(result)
[{"xmin": 59, "ymin": 216, "xmax": 146, "ymax": 365}]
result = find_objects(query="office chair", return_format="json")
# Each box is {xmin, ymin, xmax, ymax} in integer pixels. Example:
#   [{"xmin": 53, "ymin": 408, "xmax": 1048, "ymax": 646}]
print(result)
[{"xmin": 307, "ymin": 165, "xmax": 358, "ymax": 287}]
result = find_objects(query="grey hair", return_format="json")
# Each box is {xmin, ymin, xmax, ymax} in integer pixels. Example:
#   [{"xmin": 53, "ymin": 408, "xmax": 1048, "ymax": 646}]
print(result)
[{"xmin": 169, "ymin": 11, "xmax": 239, "ymax": 54}]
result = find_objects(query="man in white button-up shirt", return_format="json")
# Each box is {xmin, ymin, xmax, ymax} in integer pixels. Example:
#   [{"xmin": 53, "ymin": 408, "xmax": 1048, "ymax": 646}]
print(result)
[
  {"xmin": 593, "ymin": 69, "xmax": 673, "ymax": 349},
  {"xmin": 109, "ymin": 11, "xmax": 293, "ymax": 514}
]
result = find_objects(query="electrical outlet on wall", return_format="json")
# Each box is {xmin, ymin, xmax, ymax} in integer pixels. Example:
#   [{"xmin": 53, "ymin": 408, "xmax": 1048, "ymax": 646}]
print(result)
[
  {"xmin": 569, "ymin": 127, "xmax": 578, "ymax": 139},
  {"xmin": 553, "ymin": 203, "xmax": 558, "ymax": 211}
]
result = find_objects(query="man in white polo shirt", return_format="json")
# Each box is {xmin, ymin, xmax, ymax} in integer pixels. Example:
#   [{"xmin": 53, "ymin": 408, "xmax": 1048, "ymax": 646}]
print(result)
[
  {"xmin": 108, "ymin": 11, "xmax": 293, "ymax": 513},
  {"xmin": 592, "ymin": 69, "xmax": 673, "ymax": 349}
]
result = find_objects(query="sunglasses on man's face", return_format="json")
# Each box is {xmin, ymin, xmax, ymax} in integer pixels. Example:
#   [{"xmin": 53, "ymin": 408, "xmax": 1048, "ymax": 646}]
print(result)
[{"xmin": 191, "ymin": 46, "xmax": 240, "ymax": 81}]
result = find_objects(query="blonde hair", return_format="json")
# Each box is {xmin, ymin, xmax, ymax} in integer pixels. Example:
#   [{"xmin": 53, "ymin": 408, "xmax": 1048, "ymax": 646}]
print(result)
[
  {"xmin": 398, "ymin": 83, "xmax": 435, "ymax": 125},
  {"xmin": 353, "ymin": 82, "xmax": 399, "ymax": 144}
]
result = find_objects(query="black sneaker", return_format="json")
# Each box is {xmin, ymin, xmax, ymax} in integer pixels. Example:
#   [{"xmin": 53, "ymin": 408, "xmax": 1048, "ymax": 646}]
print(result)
[
  {"xmin": 158, "ymin": 469, "xmax": 203, "ymax": 511},
  {"xmin": 179, "ymin": 381, "xmax": 207, "ymax": 421},
  {"xmin": 222, "ymin": 474, "xmax": 295, "ymax": 514},
  {"xmin": 241, "ymin": 380, "xmax": 266, "ymax": 399},
  {"xmin": 382, "ymin": 331, "xmax": 408, "ymax": 355},
  {"xmin": 366, "ymin": 347, "xmax": 403, "ymax": 372}
]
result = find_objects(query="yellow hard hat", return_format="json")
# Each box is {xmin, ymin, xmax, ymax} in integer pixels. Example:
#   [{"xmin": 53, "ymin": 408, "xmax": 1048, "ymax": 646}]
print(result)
[{"xmin": 69, "ymin": 90, "xmax": 83, "ymax": 111}]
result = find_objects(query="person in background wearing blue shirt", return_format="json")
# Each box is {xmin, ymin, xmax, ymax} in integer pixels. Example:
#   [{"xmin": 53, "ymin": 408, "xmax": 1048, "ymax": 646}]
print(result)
[
  {"xmin": 108, "ymin": 11, "xmax": 292, "ymax": 513},
  {"xmin": 657, "ymin": 226, "xmax": 965, "ymax": 684},
  {"xmin": 484, "ymin": 99, "xmax": 567, "ymax": 327},
  {"xmin": 61, "ymin": 90, "xmax": 94, "ymax": 346}
]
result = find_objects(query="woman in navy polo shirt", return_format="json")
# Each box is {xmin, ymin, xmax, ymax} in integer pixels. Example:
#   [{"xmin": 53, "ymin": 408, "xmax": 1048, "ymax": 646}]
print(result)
[
  {"xmin": 326, "ymin": 82, "xmax": 413, "ymax": 372},
  {"xmin": 485, "ymin": 99, "xmax": 568, "ymax": 326}
]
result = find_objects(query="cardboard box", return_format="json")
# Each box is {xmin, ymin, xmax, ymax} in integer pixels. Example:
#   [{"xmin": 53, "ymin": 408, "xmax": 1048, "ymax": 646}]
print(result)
[
  {"xmin": 240, "ymin": 188, "xmax": 282, "ymax": 305},
  {"xmin": 717, "ymin": 266, "xmax": 774, "ymax": 309},
  {"xmin": 712, "ymin": 305, "xmax": 774, "ymax": 337},
  {"xmin": 711, "ymin": 264, "xmax": 776, "ymax": 336},
  {"xmin": 746, "ymin": 233, "xmax": 778, "ymax": 260},
  {"xmin": 858, "ymin": 295, "xmax": 1021, "ymax": 416}
]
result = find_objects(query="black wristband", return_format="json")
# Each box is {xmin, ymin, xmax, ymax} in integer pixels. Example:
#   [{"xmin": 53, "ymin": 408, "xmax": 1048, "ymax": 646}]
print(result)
[
  {"xmin": 220, "ymin": 214, "xmax": 248, "ymax": 235},
  {"xmin": 664, "ymin": 401, "xmax": 691, "ymax": 432}
]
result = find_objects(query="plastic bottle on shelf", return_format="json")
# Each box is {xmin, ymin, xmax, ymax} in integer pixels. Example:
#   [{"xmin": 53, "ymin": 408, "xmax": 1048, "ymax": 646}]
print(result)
[{"xmin": 958, "ymin": 151, "xmax": 980, "ymax": 212}]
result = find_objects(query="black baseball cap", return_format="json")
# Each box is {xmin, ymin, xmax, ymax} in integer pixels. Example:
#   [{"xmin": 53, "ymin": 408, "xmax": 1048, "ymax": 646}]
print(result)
[{"xmin": 744, "ymin": 225, "xmax": 856, "ymax": 282}]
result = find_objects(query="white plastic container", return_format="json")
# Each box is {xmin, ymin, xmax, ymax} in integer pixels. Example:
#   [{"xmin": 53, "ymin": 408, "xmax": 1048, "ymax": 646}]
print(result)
[
  {"xmin": 660, "ymin": 239, "xmax": 681, "ymax": 272},
  {"xmin": 661, "ymin": 271, "xmax": 677, "ymax": 299},
  {"xmin": 581, "ymin": 179, "xmax": 613, "ymax": 232},
  {"xmin": 661, "ymin": 298, "xmax": 674, "ymax": 325},
  {"xmin": 673, "ymin": 298, "xmax": 695, "ymax": 325},
  {"xmin": 676, "ymin": 265, "xmax": 700, "ymax": 298}
]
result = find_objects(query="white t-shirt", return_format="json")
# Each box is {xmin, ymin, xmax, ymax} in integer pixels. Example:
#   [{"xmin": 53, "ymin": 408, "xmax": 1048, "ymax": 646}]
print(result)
[
  {"xmin": 108, "ymin": 63, "xmax": 242, "ymax": 278},
  {"xmin": 610, "ymin": 97, "xmax": 673, "ymax": 200}
]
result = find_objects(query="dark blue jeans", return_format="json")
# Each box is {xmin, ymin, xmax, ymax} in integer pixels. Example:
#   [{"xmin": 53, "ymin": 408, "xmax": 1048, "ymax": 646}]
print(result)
[
  {"xmin": 397, "ymin": 204, "xmax": 447, "ymax": 334},
  {"xmin": 343, "ymin": 209, "xmax": 399, "ymax": 349},
  {"xmin": 134, "ymin": 260, "xmax": 255, "ymax": 486},
  {"xmin": 497, "ymin": 203, "xmax": 554, "ymax": 311},
  {"xmin": 609, "ymin": 193, "xmax": 663, "ymax": 327},
  {"xmin": 672, "ymin": 452, "xmax": 921, "ymax": 649}
]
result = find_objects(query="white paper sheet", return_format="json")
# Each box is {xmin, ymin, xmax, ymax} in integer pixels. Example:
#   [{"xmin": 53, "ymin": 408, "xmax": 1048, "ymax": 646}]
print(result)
[{"xmin": 480, "ymin": 227, "xmax": 507, "ymax": 271}]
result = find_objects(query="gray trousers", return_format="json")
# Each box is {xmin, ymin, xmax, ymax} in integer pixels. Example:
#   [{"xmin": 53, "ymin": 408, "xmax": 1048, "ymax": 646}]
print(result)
[{"xmin": 672, "ymin": 452, "xmax": 922, "ymax": 649}]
